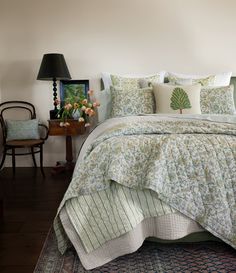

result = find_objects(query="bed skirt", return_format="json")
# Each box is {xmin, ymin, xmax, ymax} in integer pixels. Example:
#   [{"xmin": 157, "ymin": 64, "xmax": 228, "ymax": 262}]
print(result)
[{"xmin": 60, "ymin": 208, "xmax": 205, "ymax": 270}]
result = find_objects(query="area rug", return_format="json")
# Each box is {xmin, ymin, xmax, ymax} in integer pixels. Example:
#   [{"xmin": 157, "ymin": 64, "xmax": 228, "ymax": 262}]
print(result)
[{"xmin": 34, "ymin": 229, "xmax": 236, "ymax": 273}]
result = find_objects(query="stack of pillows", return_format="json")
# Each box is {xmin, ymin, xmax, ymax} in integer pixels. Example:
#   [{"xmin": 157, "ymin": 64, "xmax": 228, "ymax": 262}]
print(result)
[{"xmin": 98, "ymin": 71, "xmax": 234, "ymax": 121}]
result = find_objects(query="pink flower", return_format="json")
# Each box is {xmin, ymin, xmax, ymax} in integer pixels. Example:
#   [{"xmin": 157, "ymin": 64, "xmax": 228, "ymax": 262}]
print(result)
[
  {"xmin": 64, "ymin": 103, "xmax": 72, "ymax": 111},
  {"xmin": 88, "ymin": 89, "xmax": 94, "ymax": 96},
  {"xmin": 55, "ymin": 99, "xmax": 60, "ymax": 105},
  {"xmin": 93, "ymin": 101, "xmax": 100, "ymax": 107}
]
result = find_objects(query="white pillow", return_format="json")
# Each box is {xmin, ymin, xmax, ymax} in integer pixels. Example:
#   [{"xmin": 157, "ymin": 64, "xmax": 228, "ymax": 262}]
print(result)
[
  {"xmin": 101, "ymin": 72, "xmax": 166, "ymax": 89},
  {"xmin": 153, "ymin": 83, "xmax": 201, "ymax": 114},
  {"xmin": 167, "ymin": 72, "xmax": 232, "ymax": 87},
  {"xmin": 94, "ymin": 89, "xmax": 112, "ymax": 123}
]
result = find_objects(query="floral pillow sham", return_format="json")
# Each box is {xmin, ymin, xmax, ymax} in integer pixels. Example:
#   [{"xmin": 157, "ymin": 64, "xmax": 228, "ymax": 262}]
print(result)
[
  {"xmin": 110, "ymin": 86, "xmax": 155, "ymax": 117},
  {"xmin": 201, "ymin": 85, "xmax": 235, "ymax": 114},
  {"xmin": 101, "ymin": 72, "xmax": 166, "ymax": 90}
]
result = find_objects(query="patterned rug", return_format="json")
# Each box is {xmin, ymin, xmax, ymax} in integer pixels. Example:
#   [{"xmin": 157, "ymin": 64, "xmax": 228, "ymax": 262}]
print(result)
[{"xmin": 34, "ymin": 229, "xmax": 236, "ymax": 273}]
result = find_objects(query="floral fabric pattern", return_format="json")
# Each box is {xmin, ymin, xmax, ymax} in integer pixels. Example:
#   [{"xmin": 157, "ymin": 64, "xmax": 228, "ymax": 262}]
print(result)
[
  {"xmin": 168, "ymin": 75, "xmax": 215, "ymax": 86},
  {"xmin": 110, "ymin": 86, "xmax": 155, "ymax": 117},
  {"xmin": 138, "ymin": 74, "xmax": 163, "ymax": 88},
  {"xmin": 54, "ymin": 117, "xmax": 236, "ymax": 254},
  {"xmin": 110, "ymin": 74, "xmax": 162, "ymax": 90},
  {"xmin": 201, "ymin": 85, "xmax": 235, "ymax": 114}
]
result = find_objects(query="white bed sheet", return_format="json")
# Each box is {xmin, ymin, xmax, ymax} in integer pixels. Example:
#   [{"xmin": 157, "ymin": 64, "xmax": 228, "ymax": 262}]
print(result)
[{"xmin": 60, "ymin": 208, "xmax": 204, "ymax": 270}]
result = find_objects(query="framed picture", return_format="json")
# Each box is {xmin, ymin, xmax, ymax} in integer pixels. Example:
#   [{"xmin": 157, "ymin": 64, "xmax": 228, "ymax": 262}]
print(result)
[{"xmin": 60, "ymin": 79, "xmax": 89, "ymax": 105}]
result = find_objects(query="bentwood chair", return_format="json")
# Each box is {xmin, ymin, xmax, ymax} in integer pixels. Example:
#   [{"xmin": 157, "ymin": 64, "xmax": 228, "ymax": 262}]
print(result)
[{"xmin": 0, "ymin": 101, "xmax": 48, "ymax": 176}]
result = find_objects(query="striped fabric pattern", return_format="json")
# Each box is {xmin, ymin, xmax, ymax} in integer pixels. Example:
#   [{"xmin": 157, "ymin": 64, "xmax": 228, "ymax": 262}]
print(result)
[{"xmin": 64, "ymin": 183, "xmax": 175, "ymax": 253}]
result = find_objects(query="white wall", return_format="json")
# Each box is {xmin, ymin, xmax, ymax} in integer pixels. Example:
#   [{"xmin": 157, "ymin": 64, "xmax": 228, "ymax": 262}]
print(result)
[{"xmin": 1, "ymin": 0, "xmax": 236, "ymax": 166}]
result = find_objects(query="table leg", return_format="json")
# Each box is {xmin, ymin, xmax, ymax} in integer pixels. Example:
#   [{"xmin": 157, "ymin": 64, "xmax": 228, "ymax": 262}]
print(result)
[
  {"xmin": 0, "ymin": 199, "xmax": 3, "ymax": 222},
  {"xmin": 66, "ymin": 136, "xmax": 73, "ymax": 164},
  {"xmin": 51, "ymin": 135, "xmax": 75, "ymax": 175}
]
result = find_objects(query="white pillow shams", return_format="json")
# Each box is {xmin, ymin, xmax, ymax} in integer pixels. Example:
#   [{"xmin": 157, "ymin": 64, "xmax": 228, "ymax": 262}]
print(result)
[
  {"xmin": 153, "ymin": 83, "xmax": 201, "ymax": 114},
  {"xmin": 167, "ymin": 72, "xmax": 232, "ymax": 87},
  {"xmin": 94, "ymin": 89, "xmax": 112, "ymax": 123}
]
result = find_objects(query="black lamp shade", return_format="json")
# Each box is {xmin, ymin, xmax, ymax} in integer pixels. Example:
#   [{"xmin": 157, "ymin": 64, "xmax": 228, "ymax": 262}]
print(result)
[{"xmin": 37, "ymin": 53, "xmax": 71, "ymax": 80}]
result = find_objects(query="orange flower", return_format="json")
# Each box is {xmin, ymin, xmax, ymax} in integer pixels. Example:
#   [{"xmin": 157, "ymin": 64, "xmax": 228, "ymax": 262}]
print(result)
[
  {"xmin": 82, "ymin": 99, "xmax": 88, "ymax": 105},
  {"xmin": 73, "ymin": 103, "xmax": 79, "ymax": 109},
  {"xmin": 85, "ymin": 107, "xmax": 91, "ymax": 114},
  {"xmin": 88, "ymin": 109, "xmax": 95, "ymax": 117}
]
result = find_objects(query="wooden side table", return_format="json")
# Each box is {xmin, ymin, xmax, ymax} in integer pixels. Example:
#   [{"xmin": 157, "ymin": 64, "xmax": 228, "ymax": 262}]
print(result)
[{"xmin": 48, "ymin": 120, "xmax": 86, "ymax": 174}]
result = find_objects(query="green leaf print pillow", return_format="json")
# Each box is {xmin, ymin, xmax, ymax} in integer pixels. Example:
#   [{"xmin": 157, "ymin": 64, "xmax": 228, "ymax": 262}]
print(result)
[{"xmin": 153, "ymin": 83, "xmax": 201, "ymax": 114}]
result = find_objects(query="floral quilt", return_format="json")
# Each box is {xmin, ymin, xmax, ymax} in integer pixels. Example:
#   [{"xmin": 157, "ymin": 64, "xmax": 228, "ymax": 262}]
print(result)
[{"xmin": 55, "ymin": 117, "xmax": 236, "ymax": 253}]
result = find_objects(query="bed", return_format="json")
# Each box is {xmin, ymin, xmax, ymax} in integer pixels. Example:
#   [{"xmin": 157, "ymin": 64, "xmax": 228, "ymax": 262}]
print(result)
[{"xmin": 54, "ymin": 72, "xmax": 236, "ymax": 270}]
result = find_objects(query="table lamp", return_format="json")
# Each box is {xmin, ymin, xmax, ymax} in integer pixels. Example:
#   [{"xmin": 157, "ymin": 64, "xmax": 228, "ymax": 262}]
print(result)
[{"xmin": 37, "ymin": 53, "xmax": 71, "ymax": 119}]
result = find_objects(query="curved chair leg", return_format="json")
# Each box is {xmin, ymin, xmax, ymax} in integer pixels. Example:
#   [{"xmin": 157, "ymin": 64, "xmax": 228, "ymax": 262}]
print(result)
[
  {"xmin": 31, "ymin": 147, "xmax": 37, "ymax": 168},
  {"xmin": 0, "ymin": 147, "xmax": 7, "ymax": 171},
  {"xmin": 40, "ymin": 144, "xmax": 45, "ymax": 177},
  {"xmin": 12, "ymin": 148, "xmax": 16, "ymax": 177}
]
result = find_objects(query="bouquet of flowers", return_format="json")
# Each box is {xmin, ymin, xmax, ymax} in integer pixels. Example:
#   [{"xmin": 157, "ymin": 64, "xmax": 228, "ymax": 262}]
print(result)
[{"xmin": 56, "ymin": 90, "xmax": 100, "ymax": 127}]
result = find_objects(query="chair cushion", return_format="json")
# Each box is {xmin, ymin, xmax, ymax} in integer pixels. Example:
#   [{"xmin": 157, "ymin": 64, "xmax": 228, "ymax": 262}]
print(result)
[{"xmin": 6, "ymin": 119, "xmax": 40, "ymax": 141}]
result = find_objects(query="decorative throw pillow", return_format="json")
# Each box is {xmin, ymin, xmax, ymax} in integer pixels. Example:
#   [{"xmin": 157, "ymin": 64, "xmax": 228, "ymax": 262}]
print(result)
[
  {"xmin": 167, "ymin": 72, "xmax": 232, "ymax": 87},
  {"xmin": 153, "ymin": 83, "xmax": 201, "ymax": 114},
  {"xmin": 201, "ymin": 85, "xmax": 235, "ymax": 114},
  {"xmin": 110, "ymin": 86, "xmax": 155, "ymax": 117},
  {"xmin": 6, "ymin": 119, "xmax": 40, "ymax": 141}
]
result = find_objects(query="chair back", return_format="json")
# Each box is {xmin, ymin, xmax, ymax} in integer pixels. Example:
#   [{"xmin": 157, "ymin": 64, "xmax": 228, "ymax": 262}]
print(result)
[{"xmin": 0, "ymin": 101, "xmax": 37, "ymax": 144}]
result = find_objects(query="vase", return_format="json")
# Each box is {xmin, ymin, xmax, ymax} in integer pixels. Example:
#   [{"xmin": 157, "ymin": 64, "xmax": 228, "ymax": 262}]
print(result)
[{"xmin": 72, "ymin": 109, "xmax": 80, "ymax": 120}]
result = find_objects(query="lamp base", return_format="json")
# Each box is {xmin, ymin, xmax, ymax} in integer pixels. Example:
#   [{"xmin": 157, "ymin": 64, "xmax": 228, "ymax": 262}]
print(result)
[{"xmin": 50, "ymin": 109, "xmax": 59, "ymax": 120}]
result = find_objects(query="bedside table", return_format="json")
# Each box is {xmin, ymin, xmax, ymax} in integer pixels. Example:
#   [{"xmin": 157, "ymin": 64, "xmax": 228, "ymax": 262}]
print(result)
[{"xmin": 48, "ymin": 120, "xmax": 86, "ymax": 174}]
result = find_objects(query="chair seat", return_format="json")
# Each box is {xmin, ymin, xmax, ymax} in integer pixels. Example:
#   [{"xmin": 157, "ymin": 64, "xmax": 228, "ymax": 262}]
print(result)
[{"xmin": 6, "ymin": 139, "xmax": 44, "ymax": 147}]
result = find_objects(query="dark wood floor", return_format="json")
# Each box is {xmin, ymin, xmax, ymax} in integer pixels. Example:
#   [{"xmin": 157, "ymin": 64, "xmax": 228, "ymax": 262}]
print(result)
[{"xmin": 0, "ymin": 167, "xmax": 71, "ymax": 273}]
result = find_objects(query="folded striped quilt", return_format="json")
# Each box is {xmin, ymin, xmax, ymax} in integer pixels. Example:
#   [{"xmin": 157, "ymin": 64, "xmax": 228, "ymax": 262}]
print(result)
[{"xmin": 54, "ymin": 117, "xmax": 236, "ymax": 254}]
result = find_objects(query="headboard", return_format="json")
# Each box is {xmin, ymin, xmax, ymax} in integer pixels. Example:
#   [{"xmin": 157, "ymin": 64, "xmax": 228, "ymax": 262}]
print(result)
[{"xmin": 230, "ymin": 76, "xmax": 236, "ymax": 106}]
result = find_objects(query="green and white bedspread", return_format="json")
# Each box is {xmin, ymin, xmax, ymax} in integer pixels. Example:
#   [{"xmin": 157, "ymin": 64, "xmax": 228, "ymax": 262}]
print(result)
[{"xmin": 54, "ymin": 114, "xmax": 236, "ymax": 254}]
